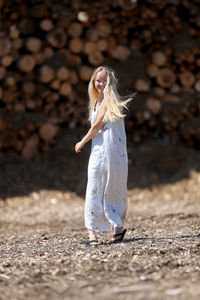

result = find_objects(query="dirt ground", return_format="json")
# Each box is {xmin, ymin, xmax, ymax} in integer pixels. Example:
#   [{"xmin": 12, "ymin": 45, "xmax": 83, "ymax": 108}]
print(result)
[{"xmin": 0, "ymin": 134, "xmax": 200, "ymax": 300}]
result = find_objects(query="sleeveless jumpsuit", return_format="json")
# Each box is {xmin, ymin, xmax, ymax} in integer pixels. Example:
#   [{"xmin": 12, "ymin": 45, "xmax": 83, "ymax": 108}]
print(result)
[{"xmin": 85, "ymin": 101, "xmax": 128, "ymax": 232}]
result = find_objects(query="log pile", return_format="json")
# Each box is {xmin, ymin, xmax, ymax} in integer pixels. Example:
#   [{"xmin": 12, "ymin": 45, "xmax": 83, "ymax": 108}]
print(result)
[{"xmin": 0, "ymin": 0, "xmax": 200, "ymax": 157}]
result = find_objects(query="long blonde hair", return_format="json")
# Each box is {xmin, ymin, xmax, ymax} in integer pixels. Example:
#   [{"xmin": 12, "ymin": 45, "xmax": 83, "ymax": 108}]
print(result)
[{"xmin": 88, "ymin": 66, "xmax": 135, "ymax": 122}]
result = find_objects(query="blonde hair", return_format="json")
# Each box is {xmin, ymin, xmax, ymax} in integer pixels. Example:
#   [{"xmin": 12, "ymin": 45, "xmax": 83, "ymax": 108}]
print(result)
[{"xmin": 88, "ymin": 66, "xmax": 135, "ymax": 122}]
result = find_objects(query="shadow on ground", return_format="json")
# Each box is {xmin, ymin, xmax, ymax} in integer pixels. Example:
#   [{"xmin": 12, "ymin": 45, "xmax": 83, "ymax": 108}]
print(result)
[
  {"xmin": 0, "ymin": 128, "xmax": 200, "ymax": 200},
  {"xmin": 123, "ymin": 234, "xmax": 200, "ymax": 244}
]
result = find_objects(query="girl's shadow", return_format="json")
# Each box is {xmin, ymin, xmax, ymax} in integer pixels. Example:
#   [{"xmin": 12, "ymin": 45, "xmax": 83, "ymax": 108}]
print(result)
[{"xmin": 122, "ymin": 233, "xmax": 200, "ymax": 244}]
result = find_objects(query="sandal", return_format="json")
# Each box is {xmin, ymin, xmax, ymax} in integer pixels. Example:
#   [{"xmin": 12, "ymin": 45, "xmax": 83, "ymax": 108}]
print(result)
[
  {"xmin": 110, "ymin": 229, "xmax": 127, "ymax": 243},
  {"xmin": 88, "ymin": 240, "xmax": 102, "ymax": 245}
]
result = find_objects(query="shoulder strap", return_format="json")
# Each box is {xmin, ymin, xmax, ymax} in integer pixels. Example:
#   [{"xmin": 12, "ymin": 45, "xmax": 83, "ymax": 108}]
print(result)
[{"xmin": 94, "ymin": 100, "xmax": 97, "ymax": 111}]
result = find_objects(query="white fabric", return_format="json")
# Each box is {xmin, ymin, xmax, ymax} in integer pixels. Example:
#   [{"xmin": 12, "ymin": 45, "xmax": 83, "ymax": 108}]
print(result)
[{"xmin": 85, "ymin": 102, "xmax": 128, "ymax": 232}]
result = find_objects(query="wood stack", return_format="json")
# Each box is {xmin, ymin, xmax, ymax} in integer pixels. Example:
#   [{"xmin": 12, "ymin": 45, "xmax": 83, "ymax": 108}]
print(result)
[{"xmin": 0, "ymin": 0, "xmax": 200, "ymax": 157}]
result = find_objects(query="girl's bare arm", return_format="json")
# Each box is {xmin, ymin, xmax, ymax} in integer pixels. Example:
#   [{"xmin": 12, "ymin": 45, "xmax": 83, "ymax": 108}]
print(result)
[{"xmin": 75, "ymin": 103, "xmax": 107, "ymax": 153}]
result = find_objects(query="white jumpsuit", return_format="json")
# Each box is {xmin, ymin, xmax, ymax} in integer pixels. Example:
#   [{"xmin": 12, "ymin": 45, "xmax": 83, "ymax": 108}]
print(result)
[{"xmin": 85, "ymin": 102, "xmax": 128, "ymax": 232}]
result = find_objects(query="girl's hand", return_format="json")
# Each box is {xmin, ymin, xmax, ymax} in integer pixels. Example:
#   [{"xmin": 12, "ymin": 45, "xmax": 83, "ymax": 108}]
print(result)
[{"xmin": 75, "ymin": 142, "xmax": 83, "ymax": 153}]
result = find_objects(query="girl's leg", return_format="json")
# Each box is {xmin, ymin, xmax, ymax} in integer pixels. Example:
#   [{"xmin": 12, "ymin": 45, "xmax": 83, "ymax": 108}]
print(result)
[
  {"xmin": 85, "ymin": 155, "xmax": 109, "ymax": 234},
  {"xmin": 110, "ymin": 226, "xmax": 126, "ymax": 243},
  {"xmin": 88, "ymin": 229, "xmax": 97, "ymax": 241},
  {"xmin": 88, "ymin": 229, "xmax": 103, "ymax": 245},
  {"xmin": 114, "ymin": 226, "xmax": 124, "ymax": 235}
]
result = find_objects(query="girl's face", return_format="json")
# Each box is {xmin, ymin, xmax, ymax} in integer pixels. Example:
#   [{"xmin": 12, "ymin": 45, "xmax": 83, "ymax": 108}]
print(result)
[{"xmin": 94, "ymin": 70, "xmax": 107, "ymax": 96}]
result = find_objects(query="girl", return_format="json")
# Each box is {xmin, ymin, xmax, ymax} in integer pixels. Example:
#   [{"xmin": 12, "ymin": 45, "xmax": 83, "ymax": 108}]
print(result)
[{"xmin": 75, "ymin": 66, "xmax": 134, "ymax": 245}]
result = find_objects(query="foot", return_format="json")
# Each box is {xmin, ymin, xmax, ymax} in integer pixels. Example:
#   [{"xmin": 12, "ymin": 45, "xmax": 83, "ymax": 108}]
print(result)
[
  {"xmin": 88, "ymin": 229, "xmax": 97, "ymax": 241},
  {"xmin": 110, "ymin": 228, "xmax": 127, "ymax": 243},
  {"xmin": 88, "ymin": 230, "xmax": 102, "ymax": 245},
  {"xmin": 88, "ymin": 240, "xmax": 103, "ymax": 245}
]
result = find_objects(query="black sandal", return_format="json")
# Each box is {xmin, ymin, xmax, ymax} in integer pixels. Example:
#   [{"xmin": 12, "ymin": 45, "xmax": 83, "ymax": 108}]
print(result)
[{"xmin": 110, "ymin": 229, "xmax": 127, "ymax": 243}]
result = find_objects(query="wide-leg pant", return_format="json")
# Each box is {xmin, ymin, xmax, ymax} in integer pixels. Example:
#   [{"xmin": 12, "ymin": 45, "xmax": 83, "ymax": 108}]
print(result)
[{"xmin": 85, "ymin": 148, "xmax": 128, "ymax": 232}]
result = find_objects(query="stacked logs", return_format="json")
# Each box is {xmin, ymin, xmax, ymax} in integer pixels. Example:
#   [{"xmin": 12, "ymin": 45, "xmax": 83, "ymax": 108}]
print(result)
[
  {"xmin": 131, "ymin": 47, "xmax": 200, "ymax": 145},
  {"xmin": 0, "ymin": 0, "xmax": 200, "ymax": 158}
]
